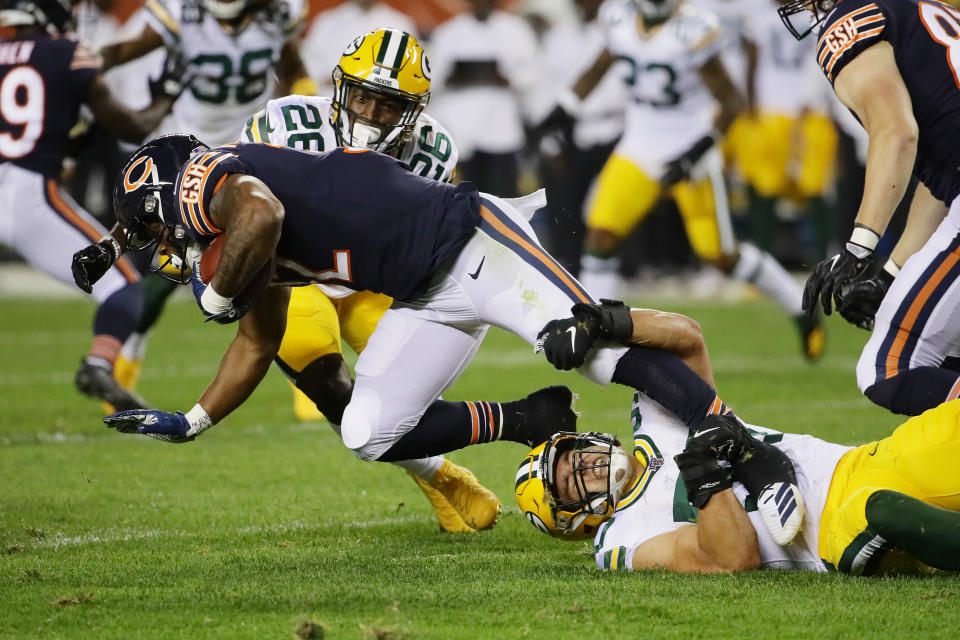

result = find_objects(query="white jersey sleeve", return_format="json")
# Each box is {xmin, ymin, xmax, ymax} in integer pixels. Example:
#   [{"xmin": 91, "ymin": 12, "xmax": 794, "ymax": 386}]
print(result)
[
  {"xmin": 673, "ymin": 5, "xmax": 725, "ymax": 67},
  {"xmin": 399, "ymin": 112, "xmax": 460, "ymax": 183},
  {"xmin": 592, "ymin": 393, "xmax": 851, "ymax": 572},
  {"xmin": 239, "ymin": 95, "xmax": 339, "ymax": 152}
]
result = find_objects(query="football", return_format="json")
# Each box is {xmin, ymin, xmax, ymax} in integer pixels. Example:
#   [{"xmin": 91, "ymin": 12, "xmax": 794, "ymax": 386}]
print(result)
[{"xmin": 197, "ymin": 234, "xmax": 275, "ymax": 310}]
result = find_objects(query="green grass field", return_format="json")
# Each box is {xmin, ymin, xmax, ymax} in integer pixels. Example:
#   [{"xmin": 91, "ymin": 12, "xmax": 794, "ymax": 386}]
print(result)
[{"xmin": 2, "ymin": 297, "xmax": 959, "ymax": 639}]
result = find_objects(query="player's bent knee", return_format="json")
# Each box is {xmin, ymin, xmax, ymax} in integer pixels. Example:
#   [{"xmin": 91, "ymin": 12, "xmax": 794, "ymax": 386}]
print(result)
[
  {"xmin": 296, "ymin": 354, "xmax": 353, "ymax": 424},
  {"xmin": 340, "ymin": 387, "xmax": 384, "ymax": 461}
]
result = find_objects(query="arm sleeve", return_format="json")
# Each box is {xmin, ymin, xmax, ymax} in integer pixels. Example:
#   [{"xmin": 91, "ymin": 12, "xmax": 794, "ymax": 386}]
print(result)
[
  {"xmin": 175, "ymin": 149, "xmax": 247, "ymax": 239},
  {"xmin": 816, "ymin": 0, "xmax": 887, "ymax": 83}
]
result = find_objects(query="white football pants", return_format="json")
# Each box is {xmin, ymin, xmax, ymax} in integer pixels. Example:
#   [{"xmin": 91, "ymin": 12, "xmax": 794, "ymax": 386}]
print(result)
[
  {"xmin": 0, "ymin": 163, "xmax": 139, "ymax": 301},
  {"xmin": 341, "ymin": 193, "xmax": 627, "ymax": 460},
  {"xmin": 857, "ymin": 194, "xmax": 960, "ymax": 392}
]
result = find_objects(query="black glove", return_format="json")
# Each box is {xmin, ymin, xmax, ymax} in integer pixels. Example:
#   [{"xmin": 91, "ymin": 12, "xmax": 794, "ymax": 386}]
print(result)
[
  {"xmin": 802, "ymin": 228, "xmax": 878, "ymax": 317},
  {"xmin": 149, "ymin": 48, "xmax": 193, "ymax": 102},
  {"xmin": 570, "ymin": 298, "xmax": 634, "ymax": 341},
  {"xmin": 838, "ymin": 260, "xmax": 896, "ymax": 331},
  {"xmin": 532, "ymin": 104, "xmax": 576, "ymax": 147},
  {"xmin": 534, "ymin": 299, "xmax": 632, "ymax": 370},
  {"xmin": 71, "ymin": 239, "xmax": 118, "ymax": 294},
  {"xmin": 674, "ymin": 447, "xmax": 731, "ymax": 509},
  {"xmin": 699, "ymin": 414, "xmax": 797, "ymax": 497},
  {"xmin": 661, "ymin": 134, "xmax": 717, "ymax": 187}
]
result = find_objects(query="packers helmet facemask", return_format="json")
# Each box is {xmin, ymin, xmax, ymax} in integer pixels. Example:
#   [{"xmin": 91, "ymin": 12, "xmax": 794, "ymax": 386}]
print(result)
[
  {"xmin": 331, "ymin": 28, "xmax": 431, "ymax": 154},
  {"xmin": 515, "ymin": 432, "xmax": 633, "ymax": 541},
  {"xmin": 113, "ymin": 134, "xmax": 209, "ymax": 284},
  {"xmin": 633, "ymin": 0, "xmax": 681, "ymax": 23}
]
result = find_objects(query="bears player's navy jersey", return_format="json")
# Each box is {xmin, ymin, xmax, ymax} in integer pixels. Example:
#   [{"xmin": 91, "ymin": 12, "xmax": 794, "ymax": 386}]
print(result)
[
  {"xmin": 817, "ymin": 0, "xmax": 960, "ymax": 202},
  {"xmin": 174, "ymin": 143, "xmax": 480, "ymax": 302},
  {"xmin": 0, "ymin": 36, "xmax": 100, "ymax": 177}
]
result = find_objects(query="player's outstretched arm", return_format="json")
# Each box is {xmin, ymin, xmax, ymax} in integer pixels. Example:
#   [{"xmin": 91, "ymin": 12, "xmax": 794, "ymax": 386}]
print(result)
[
  {"xmin": 99, "ymin": 24, "xmax": 164, "ymax": 70},
  {"xmin": 195, "ymin": 285, "xmax": 291, "ymax": 424},
  {"xmin": 834, "ymin": 42, "xmax": 918, "ymax": 239},
  {"xmin": 625, "ymin": 309, "xmax": 714, "ymax": 387},
  {"xmin": 84, "ymin": 75, "xmax": 175, "ymax": 144},
  {"xmin": 803, "ymin": 42, "xmax": 917, "ymax": 318}
]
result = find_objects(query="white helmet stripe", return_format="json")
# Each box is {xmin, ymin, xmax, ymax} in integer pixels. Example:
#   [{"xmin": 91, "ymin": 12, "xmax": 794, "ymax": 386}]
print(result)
[{"xmin": 376, "ymin": 28, "xmax": 407, "ymax": 77}]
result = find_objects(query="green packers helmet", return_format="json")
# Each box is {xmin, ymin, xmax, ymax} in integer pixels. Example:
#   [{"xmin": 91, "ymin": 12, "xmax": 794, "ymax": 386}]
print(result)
[
  {"xmin": 331, "ymin": 27, "xmax": 431, "ymax": 154},
  {"xmin": 515, "ymin": 432, "xmax": 632, "ymax": 541}
]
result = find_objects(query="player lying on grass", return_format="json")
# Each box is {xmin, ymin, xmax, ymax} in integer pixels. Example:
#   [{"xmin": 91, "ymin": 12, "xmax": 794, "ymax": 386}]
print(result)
[{"xmin": 519, "ymin": 307, "xmax": 960, "ymax": 574}]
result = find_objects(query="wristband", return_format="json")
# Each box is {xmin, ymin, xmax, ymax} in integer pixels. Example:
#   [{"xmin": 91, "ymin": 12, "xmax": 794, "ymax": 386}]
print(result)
[
  {"xmin": 184, "ymin": 403, "xmax": 213, "ymax": 437},
  {"xmin": 99, "ymin": 235, "xmax": 121, "ymax": 262},
  {"xmin": 200, "ymin": 284, "xmax": 233, "ymax": 315},
  {"xmin": 883, "ymin": 258, "xmax": 900, "ymax": 278},
  {"xmin": 849, "ymin": 226, "xmax": 880, "ymax": 251}
]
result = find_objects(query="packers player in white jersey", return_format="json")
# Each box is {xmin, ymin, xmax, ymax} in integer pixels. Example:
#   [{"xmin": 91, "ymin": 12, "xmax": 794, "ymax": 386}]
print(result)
[
  {"xmin": 100, "ymin": 0, "xmax": 315, "ymax": 146},
  {"xmin": 731, "ymin": 0, "xmax": 837, "ymax": 259},
  {"xmin": 238, "ymin": 28, "xmax": 500, "ymax": 534},
  {"xmin": 517, "ymin": 309, "xmax": 960, "ymax": 575},
  {"xmin": 555, "ymin": 0, "xmax": 823, "ymax": 360}
]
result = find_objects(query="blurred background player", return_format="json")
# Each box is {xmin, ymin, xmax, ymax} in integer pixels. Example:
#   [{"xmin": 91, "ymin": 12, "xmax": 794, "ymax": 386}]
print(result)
[
  {"xmin": 732, "ymin": 0, "xmax": 837, "ymax": 263},
  {"xmin": 533, "ymin": 0, "xmax": 626, "ymax": 275},
  {"xmin": 0, "ymin": 0, "xmax": 178, "ymax": 409},
  {"xmin": 241, "ymin": 28, "xmax": 498, "ymax": 533},
  {"xmin": 89, "ymin": 0, "xmax": 316, "ymax": 404},
  {"xmin": 546, "ymin": 0, "xmax": 823, "ymax": 360},
  {"xmin": 299, "ymin": 0, "xmax": 416, "ymax": 95},
  {"xmin": 428, "ymin": 0, "xmax": 541, "ymax": 197}
]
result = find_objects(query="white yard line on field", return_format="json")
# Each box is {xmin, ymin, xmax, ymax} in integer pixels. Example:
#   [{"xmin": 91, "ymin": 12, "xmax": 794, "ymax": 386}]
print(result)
[{"xmin": 28, "ymin": 515, "xmax": 425, "ymax": 551}]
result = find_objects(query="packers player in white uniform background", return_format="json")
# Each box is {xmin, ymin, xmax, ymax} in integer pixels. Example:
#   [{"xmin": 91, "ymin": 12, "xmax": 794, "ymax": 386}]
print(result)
[
  {"xmin": 238, "ymin": 28, "xmax": 499, "ymax": 533},
  {"xmin": 556, "ymin": 0, "xmax": 823, "ymax": 360},
  {"xmin": 517, "ymin": 322, "xmax": 960, "ymax": 574},
  {"xmin": 84, "ymin": 0, "xmax": 316, "ymax": 410},
  {"xmin": 731, "ymin": 0, "xmax": 838, "ymax": 260}
]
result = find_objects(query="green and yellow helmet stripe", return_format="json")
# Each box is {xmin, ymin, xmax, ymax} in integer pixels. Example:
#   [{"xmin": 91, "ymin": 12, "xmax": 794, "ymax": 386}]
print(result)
[{"xmin": 374, "ymin": 29, "xmax": 409, "ymax": 79}]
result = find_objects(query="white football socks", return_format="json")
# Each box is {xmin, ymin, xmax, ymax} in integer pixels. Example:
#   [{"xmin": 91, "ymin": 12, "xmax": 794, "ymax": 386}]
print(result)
[
  {"xmin": 732, "ymin": 243, "xmax": 803, "ymax": 315},
  {"xmin": 580, "ymin": 254, "xmax": 620, "ymax": 301}
]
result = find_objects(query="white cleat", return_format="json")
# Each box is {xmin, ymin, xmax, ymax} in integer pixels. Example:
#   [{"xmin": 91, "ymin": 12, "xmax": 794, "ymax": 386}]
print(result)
[{"xmin": 758, "ymin": 482, "xmax": 805, "ymax": 546}]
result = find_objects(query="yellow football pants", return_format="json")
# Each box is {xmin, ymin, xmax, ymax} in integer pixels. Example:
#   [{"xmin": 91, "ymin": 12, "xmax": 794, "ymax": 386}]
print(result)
[
  {"xmin": 819, "ymin": 399, "xmax": 960, "ymax": 573},
  {"xmin": 587, "ymin": 153, "xmax": 732, "ymax": 261},
  {"xmin": 276, "ymin": 285, "xmax": 392, "ymax": 374},
  {"xmin": 732, "ymin": 112, "xmax": 837, "ymax": 199}
]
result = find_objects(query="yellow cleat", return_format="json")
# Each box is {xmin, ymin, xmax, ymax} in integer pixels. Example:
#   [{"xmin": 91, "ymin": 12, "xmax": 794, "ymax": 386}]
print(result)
[
  {"xmin": 795, "ymin": 314, "xmax": 826, "ymax": 362},
  {"xmin": 291, "ymin": 381, "xmax": 325, "ymax": 421},
  {"xmin": 408, "ymin": 472, "xmax": 475, "ymax": 533},
  {"xmin": 100, "ymin": 355, "xmax": 142, "ymax": 415},
  {"xmin": 426, "ymin": 460, "xmax": 501, "ymax": 530}
]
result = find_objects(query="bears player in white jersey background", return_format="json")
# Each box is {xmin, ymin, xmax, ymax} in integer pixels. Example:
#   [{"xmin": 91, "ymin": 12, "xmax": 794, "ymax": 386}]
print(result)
[
  {"xmin": 76, "ymin": 0, "xmax": 316, "ymax": 410},
  {"xmin": 73, "ymin": 28, "xmax": 502, "ymax": 534},
  {"xmin": 516, "ymin": 312, "xmax": 960, "ymax": 576},
  {"xmin": 549, "ymin": 0, "xmax": 824, "ymax": 361}
]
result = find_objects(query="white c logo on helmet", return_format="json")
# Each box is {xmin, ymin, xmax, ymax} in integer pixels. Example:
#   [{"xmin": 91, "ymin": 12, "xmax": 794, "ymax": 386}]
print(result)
[{"xmin": 123, "ymin": 156, "xmax": 158, "ymax": 193}]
